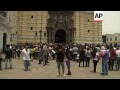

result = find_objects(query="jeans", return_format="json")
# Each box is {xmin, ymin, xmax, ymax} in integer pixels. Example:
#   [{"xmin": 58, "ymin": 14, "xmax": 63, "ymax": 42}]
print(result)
[
  {"xmin": 108, "ymin": 59, "xmax": 115, "ymax": 70},
  {"xmin": 43, "ymin": 55, "xmax": 47, "ymax": 66},
  {"xmin": 66, "ymin": 60, "xmax": 71, "ymax": 74},
  {"xmin": 52, "ymin": 53, "xmax": 55, "ymax": 60},
  {"xmin": 24, "ymin": 60, "xmax": 30, "ymax": 70},
  {"xmin": 116, "ymin": 57, "xmax": 120, "ymax": 70},
  {"xmin": 93, "ymin": 60, "xmax": 98, "ymax": 73},
  {"xmin": 86, "ymin": 57, "xmax": 90, "ymax": 67},
  {"xmin": 57, "ymin": 61, "xmax": 64, "ymax": 70},
  {"xmin": 38, "ymin": 53, "xmax": 43, "ymax": 64},
  {"xmin": 73, "ymin": 54, "xmax": 77, "ymax": 61},
  {"xmin": 79, "ymin": 58, "xmax": 84, "ymax": 67},
  {"xmin": 13, "ymin": 52, "xmax": 16, "ymax": 58},
  {"xmin": 102, "ymin": 60, "xmax": 108, "ymax": 74},
  {"xmin": 5, "ymin": 58, "xmax": 12, "ymax": 68}
]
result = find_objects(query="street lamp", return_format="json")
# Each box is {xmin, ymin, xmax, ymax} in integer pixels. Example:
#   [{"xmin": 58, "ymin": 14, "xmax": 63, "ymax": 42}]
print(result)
[
  {"xmin": 40, "ymin": 11, "xmax": 43, "ymax": 43},
  {"xmin": 39, "ymin": 30, "xmax": 42, "ymax": 43},
  {"xmin": 35, "ymin": 31, "xmax": 37, "ymax": 43}
]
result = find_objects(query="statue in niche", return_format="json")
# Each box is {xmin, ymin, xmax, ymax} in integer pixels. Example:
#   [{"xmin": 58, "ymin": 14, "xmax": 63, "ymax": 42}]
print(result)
[
  {"xmin": 47, "ymin": 11, "xmax": 74, "ymax": 30},
  {"xmin": 47, "ymin": 18, "xmax": 53, "ymax": 27},
  {"xmin": 60, "ymin": 14, "xmax": 62, "ymax": 21}
]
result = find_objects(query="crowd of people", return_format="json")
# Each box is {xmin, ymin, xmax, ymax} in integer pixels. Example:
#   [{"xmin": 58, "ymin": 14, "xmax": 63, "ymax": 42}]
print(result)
[{"xmin": 0, "ymin": 42, "xmax": 120, "ymax": 77}]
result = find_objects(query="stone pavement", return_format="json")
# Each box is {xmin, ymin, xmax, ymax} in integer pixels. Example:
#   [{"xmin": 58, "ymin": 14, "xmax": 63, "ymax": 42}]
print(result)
[{"xmin": 0, "ymin": 58, "xmax": 120, "ymax": 79}]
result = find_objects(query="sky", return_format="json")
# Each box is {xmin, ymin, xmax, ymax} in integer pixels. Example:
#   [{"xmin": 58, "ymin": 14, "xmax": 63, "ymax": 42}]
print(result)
[{"xmin": 102, "ymin": 11, "xmax": 120, "ymax": 35}]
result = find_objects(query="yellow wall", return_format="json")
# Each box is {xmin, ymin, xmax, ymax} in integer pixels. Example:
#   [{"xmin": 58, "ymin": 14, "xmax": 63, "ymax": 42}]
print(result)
[
  {"xmin": 8, "ymin": 11, "xmax": 18, "ymax": 45},
  {"xmin": 8, "ymin": 11, "xmax": 102, "ymax": 45}
]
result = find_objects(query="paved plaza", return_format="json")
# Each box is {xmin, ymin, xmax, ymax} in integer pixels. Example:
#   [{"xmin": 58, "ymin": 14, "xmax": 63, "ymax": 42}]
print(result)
[{"xmin": 0, "ymin": 58, "xmax": 120, "ymax": 79}]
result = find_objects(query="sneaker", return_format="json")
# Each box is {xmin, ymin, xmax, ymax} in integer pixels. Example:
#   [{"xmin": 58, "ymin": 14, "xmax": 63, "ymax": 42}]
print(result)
[
  {"xmin": 66, "ymin": 73, "xmax": 69, "ymax": 75},
  {"xmin": 4, "ymin": 67, "xmax": 7, "ymax": 69},
  {"xmin": 10, "ymin": 67, "xmax": 13, "ymax": 69},
  {"xmin": 57, "ymin": 75, "xmax": 61, "ymax": 77},
  {"xmin": 62, "ymin": 74, "xmax": 67, "ymax": 77},
  {"xmin": 69, "ymin": 72, "xmax": 72, "ymax": 75},
  {"xmin": 24, "ymin": 69, "xmax": 28, "ymax": 72},
  {"xmin": 27, "ymin": 69, "xmax": 31, "ymax": 71},
  {"xmin": 106, "ymin": 73, "xmax": 108, "ymax": 75},
  {"xmin": 101, "ymin": 73, "xmax": 105, "ymax": 75},
  {"xmin": 66, "ymin": 73, "xmax": 71, "ymax": 75}
]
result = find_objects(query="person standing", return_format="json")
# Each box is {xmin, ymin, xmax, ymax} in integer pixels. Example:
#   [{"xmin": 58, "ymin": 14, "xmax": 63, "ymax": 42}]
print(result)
[
  {"xmin": 51, "ymin": 48, "xmax": 56, "ymax": 60},
  {"xmin": 42, "ymin": 45, "xmax": 49, "ymax": 66},
  {"xmin": 108, "ymin": 48, "xmax": 116, "ymax": 70},
  {"xmin": 116, "ymin": 47, "xmax": 120, "ymax": 71},
  {"xmin": 21, "ymin": 45, "xmax": 31, "ymax": 71},
  {"xmin": 16, "ymin": 47, "xmax": 21, "ymax": 59},
  {"xmin": 72, "ymin": 45, "xmax": 78, "ymax": 62},
  {"xmin": 85, "ymin": 47, "xmax": 91, "ymax": 67},
  {"xmin": 92, "ymin": 48, "xmax": 99, "ymax": 73},
  {"xmin": 65, "ymin": 51, "xmax": 72, "ymax": 75},
  {"xmin": 56, "ymin": 46, "xmax": 67, "ymax": 77},
  {"xmin": 101, "ymin": 45, "xmax": 110, "ymax": 75},
  {"xmin": 4, "ymin": 44, "xmax": 13, "ymax": 69},
  {"xmin": 79, "ymin": 47, "xmax": 85, "ymax": 67},
  {"xmin": 38, "ymin": 46, "xmax": 43, "ymax": 64},
  {"xmin": 12, "ymin": 46, "xmax": 16, "ymax": 58}
]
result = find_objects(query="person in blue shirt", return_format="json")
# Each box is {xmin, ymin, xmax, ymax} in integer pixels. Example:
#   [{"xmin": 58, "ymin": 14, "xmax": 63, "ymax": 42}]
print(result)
[{"xmin": 101, "ymin": 45, "xmax": 110, "ymax": 75}]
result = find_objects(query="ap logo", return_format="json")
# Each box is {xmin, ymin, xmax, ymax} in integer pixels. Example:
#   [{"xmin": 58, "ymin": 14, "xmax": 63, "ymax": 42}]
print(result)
[{"xmin": 94, "ymin": 11, "xmax": 103, "ymax": 22}]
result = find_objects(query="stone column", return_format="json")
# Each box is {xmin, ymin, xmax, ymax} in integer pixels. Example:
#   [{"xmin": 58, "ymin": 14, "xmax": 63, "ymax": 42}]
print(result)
[
  {"xmin": 68, "ymin": 29, "xmax": 70, "ymax": 43},
  {"xmin": 53, "ymin": 32, "xmax": 55, "ymax": 43},
  {"xmin": 71, "ymin": 28, "xmax": 74, "ymax": 43},
  {"xmin": 50, "ymin": 30, "xmax": 52, "ymax": 43},
  {"xmin": 70, "ymin": 29, "xmax": 72, "ymax": 43}
]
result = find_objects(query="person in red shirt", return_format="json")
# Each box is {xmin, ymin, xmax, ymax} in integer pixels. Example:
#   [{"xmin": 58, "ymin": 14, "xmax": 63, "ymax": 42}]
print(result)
[{"xmin": 108, "ymin": 48, "xmax": 116, "ymax": 70}]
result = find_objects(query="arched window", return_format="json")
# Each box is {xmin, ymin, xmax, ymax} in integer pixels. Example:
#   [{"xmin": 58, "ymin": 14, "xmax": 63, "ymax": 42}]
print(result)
[
  {"xmin": 31, "ymin": 15, "xmax": 33, "ymax": 19},
  {"xmin": 88, "ymin": 19, "xmax": 89, "ymax": 22},
  {"xmin": 88, "ymin": 30, "xmax": 90, "ymax": 32},
  {"xmin": 30, "ymin": 27, "xmax": 33, "ymax": 30}
]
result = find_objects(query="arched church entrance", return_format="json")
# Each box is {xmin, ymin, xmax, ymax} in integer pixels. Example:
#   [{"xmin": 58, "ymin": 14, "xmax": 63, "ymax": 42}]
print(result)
[{"xmin": 55, "ymin": 29, "xmax": 66, "ymax": 43}]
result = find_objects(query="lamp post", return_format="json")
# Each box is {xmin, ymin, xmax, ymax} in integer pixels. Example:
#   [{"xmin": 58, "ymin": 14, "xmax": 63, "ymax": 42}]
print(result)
[
  {"xmin": 39, "ymin": 30, "xmax": 42, "ymax": 43},
  {"xmin": 35, "ymin": 31, "xmax": 37, "ymax": 43},
  {"xmin": 40, "ymin": 11, "xmax": 43, "ymax": 43}
]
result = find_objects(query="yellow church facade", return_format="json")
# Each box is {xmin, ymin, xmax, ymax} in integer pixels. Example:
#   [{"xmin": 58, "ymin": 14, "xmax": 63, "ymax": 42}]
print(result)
[{"xmin": 8, "ymin": 11, "xmax": 102, "ymax": 45}]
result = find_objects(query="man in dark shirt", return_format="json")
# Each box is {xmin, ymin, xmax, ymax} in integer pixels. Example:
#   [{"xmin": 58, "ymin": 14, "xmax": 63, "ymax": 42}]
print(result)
[
  {"xmin": 4, "ymin": 44, "xmax": 13, "ymax": 69},
  {"xmin": 56, "ymin": 46, "xmax": 67, "ymax": 77}
]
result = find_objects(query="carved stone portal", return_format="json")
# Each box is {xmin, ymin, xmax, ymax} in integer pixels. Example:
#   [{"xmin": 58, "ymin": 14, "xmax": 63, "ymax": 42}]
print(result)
[{"xmin": 47, "ymin": 11, "xmax": 75, "ymax": 43}]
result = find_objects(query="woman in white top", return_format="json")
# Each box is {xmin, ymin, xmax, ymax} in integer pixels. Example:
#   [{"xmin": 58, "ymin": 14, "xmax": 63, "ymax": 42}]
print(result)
[{"xmin": 92, "ymin": 48, "xmax": 99, "ymax": 73}]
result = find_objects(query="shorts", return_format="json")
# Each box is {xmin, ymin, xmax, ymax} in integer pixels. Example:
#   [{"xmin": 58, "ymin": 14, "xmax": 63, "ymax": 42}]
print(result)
[{"xmin": 57, "ymin": 61, "xmax": 64, "ymax": 70}]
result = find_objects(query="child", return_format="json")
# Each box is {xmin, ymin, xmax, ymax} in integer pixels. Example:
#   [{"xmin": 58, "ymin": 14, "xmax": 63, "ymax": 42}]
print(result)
[{"xmin": 65, "ymin": 52, "xmax": 72, "ymax": 75}]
